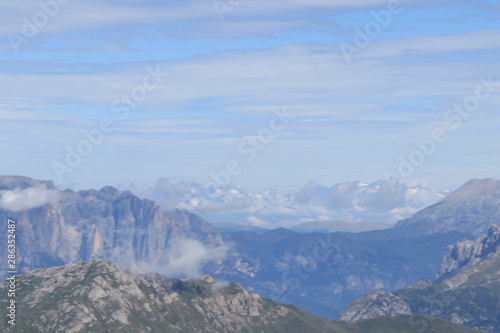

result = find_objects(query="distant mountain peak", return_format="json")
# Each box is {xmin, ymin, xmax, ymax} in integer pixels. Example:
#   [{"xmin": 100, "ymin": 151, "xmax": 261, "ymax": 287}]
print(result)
[
  {"xmin": 0, "ymin": 175, "xmax": 55, "ymax": 190},
  {"xmin": 99, "ymin": 185, "xmax": 120, "ymax": 197},
  {"xmin": 395, "ymin": 178, "xmax": 500, "ymax": 237},
  {"xmin": 445, "ymin": 178, "xmax": 500, "ymax": 202},
  {"xmin": 0, "ymin": 180, "xmax": 225, "ymax": 277}
]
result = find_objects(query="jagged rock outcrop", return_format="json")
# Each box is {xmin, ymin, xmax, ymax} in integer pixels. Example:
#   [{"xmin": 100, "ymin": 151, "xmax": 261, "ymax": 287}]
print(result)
[
  {"xmin": 0, "ymin": 261, "xmax": 483, "ymax": 333},
  {"xmin": 437, "ymin": 224, "xmax": 500, "ymax": 283},
  {"xmin": 396, "ymin": 178, "xmax": 500, "ymax": 236},
  {"xmin": 337, "ymin": 225, "xmax": 500, "ymax": 333},
  {"xmin": 337, "ymin": 290, "xmax": 412, "ymax": 322}
]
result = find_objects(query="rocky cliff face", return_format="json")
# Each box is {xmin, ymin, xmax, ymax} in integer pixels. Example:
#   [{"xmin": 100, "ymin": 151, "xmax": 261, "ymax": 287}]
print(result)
[
  {"xmin": 337, "ymin": 225, "xmax": 500, "ymax": 333},
  {"xmin": 436, "ymin": 224, "xmax": 500, "ymax": 283},
  {"xmin": 337, "ymin": 290, "xmax": 412, "ymax": 323},
  {"xmin": 0, "ymin": 175, "xmax": 473, "ymax": 321},
  {"xmin": 396, "ymin": 178, "xmax": 500, "ymax": 237},
  {"xmin": 0, "ymin": 260, "xmax": 483, "ymax": 333},
  {"xmin": 0, "ymin": 176, "xmax": 227, "ymax": 278}
]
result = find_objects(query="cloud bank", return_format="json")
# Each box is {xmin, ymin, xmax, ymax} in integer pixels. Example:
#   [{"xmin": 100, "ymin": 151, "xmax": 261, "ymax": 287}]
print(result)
[
  {"xmin": 0, "ymin": 186, "xmax": 60, "ymax": 212},
  {"xmin": 160, "ymin": 238, "xmax": 229, "ymax": 278},
  {"xmin": 134, "ymin": 178, "xmax": 449, "ymax": 227}
]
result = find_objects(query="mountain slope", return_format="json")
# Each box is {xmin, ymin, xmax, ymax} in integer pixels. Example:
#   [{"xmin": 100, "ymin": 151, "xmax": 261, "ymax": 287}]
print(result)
[
  {"xmin": 338, "ymin": 225, "xmax": 500, "ymax": 332},
  {"xmin": 0, "ymin": 261, "xmax": 482, "ymax": 333},
  {"xmin": 219, "ymin": 228, "xmax": 468, "ymax": 319},
  {"xmin": 217, "ymin": 178, "xmax": 500, "ymax": 318},
  {"xmin": 1, "ymin": 175, "xmax": 497, "ymax": 322},
  {"xmin": 396, "ymin": 178, "xmax": 500, "ymax": 237},
  {"xmin": 0, "ymin": 175, "xmax": 226, "ymax": 278}
]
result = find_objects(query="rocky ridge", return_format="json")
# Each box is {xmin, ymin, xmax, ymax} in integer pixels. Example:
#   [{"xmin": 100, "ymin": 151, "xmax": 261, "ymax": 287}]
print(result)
[
  {"xmin": 396, "ymin": 178, "xmax": 500, "ymax": 237},
  {"xmin": 436, "ymin": 224, "xmax": 500, "ymax": 282},
  {"xmin": 336, "ymin": 290, "xmax": 412, "ymax": 323},
  {"xmin": 337, "ymin": 225, "xmax": 500, "ymax": 332},
  {"xmin": 0, "ymin": 260, "xmax": 483, "ymax": 333}
]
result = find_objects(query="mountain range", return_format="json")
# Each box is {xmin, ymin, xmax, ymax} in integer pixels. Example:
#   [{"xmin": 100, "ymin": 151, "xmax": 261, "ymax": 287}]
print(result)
[
  {"xmin": 214, "ymin": 220, "xmax": 394, "ymax": 234},
  {"xmin": 1, "ymin": 175, "xmax": 499, "ymax": 324},
  {"xmin": 0, "ymin": 260, "xmax": 483, "ymax": 333},
  {"xmin": 338, "ymin": 224, "xmax": 500, "ymax": 332},
  {"xmin": 137, "ymin": 178, "xmax": 449, "ymax": 227},
  {"xmin": 395, "ymin": 178, "xmax": 500, "ymax": 237}
]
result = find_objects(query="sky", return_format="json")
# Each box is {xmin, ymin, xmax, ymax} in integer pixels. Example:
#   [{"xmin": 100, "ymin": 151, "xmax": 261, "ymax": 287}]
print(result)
[{"xmin": 1, "ymin": 0, "xmax": 499, "ymax": 193}]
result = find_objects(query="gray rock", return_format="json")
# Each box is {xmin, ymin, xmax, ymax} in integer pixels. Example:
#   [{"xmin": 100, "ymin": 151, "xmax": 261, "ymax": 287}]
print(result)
[
  {"xmin": 0, "ymin": 177, "xmax": 225, "ymax": 277},
  {"xmin": 338, "ymin": 225, "xmax": 500, "ymax": 332},
  {"xmin": 436, "ymin": 224, "xmax": 500, "ymax": 282},
  {"xmin": 337, "ymin": 290, "xmax": 412, "ymax": 322},
  {"xmin": 0, "ymin": 260, "xmax": 343, "ymax": 333}
]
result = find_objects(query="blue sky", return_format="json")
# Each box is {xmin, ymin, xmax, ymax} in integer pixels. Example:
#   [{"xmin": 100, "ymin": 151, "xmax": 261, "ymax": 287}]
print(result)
[{"xmin": 1, "ymin": 0, "xmax": 499, "ymax": 192}]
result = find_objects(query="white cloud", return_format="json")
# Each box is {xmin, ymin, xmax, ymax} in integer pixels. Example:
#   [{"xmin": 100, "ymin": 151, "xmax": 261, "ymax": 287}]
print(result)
[
  {"xmin": 0, "ymin": 0, "xmax": 432, "ymax": 36},
  {"xmin": 135, "ymin": 178, "xmax": 448, "ymax": 227},
  {"xmin": 246, "ymin": 215, "xmax": 273, "ymax": 228},
  {"xmin": 2, "ymin": 0, "xmax": 498, "ymax": 195},
  {"xmin": 2, "ymin": 30, "xmax": 498, "ymax": 113},
  {"xmin": 0, "ymin": 186, "xmax": 60, "ymax": 212},
  {"xmin": 160, "ymin": 238, "xmax": 229, "ymax": 278}
]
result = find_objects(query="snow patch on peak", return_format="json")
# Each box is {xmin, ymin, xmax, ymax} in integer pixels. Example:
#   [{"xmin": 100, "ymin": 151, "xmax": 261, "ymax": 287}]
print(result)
[{"xmin": 136, "ymin": 178, "xmax": 451, "ymax": 228}]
